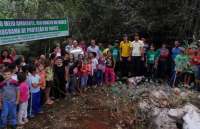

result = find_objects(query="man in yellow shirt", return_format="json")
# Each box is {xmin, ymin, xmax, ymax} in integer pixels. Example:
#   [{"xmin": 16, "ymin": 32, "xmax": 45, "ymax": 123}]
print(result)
[{"xmin": 119, "ymin": 34, "xmax": 132, "ymax": 77}]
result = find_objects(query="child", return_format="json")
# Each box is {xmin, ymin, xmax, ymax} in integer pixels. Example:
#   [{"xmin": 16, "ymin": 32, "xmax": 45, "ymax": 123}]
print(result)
[
  {"xmin": 111, "ymin": 42, "xmax": 120, "ymax": 75},
  {"xmin": 38, "ymin": 63, "xmax": 46, "ymax": 90},
  {"xmin": 63, "ymin": 52, "xmax": 70, "ymax": 66},
  {"xmin": 37, "ymin": 63, "xmax": 46, "ymax": 105},
  {"xmin": 68, "ymin": 53, "xmax": 75, "ymax": 67},
  {"xmin": 157, "ymin": 43, "xmax": 170, "ymax": 80},
  {"xmin": 89, "ymin": 52, "xmax": 98, "ymax": 87},
  {"xmin": 8, "ymin": 63, "xmax": 18, "ymax": 81},
  {"xmin": 28, "ymin": 66, "xmax": 42, "ymax": 117},
  {"xmin": 54, "ymin": 43, "xmax": 62, "ymax": 57},
  {"xmin": 0, "ymin": 68, "xmax": 19, "ymax": 129},
  {"xmin": 17, "ymin": 72, "xmax": 29, "ymax": 125},
  {"xmin": 68, "ymin": 61, "xmax": 79, "ymax": 95},
  {"xmin": 45, "ymin": 59, "xmax": 54, "ymax": 105},
  {"xmin": 174, "ymin": 48, "xmax": 190, "ymax": 87},
  {"xmin": 76, "ymin": 60, "xmax": 82, "ymax": 94},
  {"xmin": 105, "ymin": 50, "xmax": 116, "ymax": 85},
  {"xmin": 96, "ymin": 54, "xmax": 106, "ymax": 86},
  {"xmin": 146, "ymin": 45, "xmax": 158, "ymax": 82},
  {"xmin": 80, "ymin": 56, "xmax": 89, "ymax": 90}
]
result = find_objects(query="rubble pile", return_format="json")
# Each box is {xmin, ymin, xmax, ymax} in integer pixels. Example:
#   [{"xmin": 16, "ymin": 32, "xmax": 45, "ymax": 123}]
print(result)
[
  {"xmin": 111, "ymin": 78, "xmax": 200, "ymax": 129},
  {"xmin": 22, "ymin": 78, "xmax": 200, "ymax": 129}
]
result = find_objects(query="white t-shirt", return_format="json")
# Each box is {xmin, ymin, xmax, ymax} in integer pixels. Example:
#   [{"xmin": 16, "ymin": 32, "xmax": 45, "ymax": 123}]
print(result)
[
  {"xmin": 91, "ymin": 58, "xmax": 98, "ymax": 75},
  {"xmin": 131, "ymin": 40, "xmax": 144, "ymax": 56},
  {"xmin": 11, "ymin": 74, "xmax": 18, "ymax": 81},
  {"xmin": 87, "ymin": 45, "xmax": 101, "ymax": 59},
  {"xmin": 70, "ymin": 47, "xmax": 84, "ymax": 60},
  {"xmin": 65, "ymin": 45, "xmax": 73, "ymax": 52}
]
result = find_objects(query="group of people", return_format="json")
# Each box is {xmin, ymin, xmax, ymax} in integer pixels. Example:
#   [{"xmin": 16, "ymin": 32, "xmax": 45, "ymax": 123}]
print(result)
[
  {"xmin": 0, "ymin": 33, "xmax": 199, "ymax": 129},
  {"xmin": 119, "ymin": 34, "xmax": 200, "ymax": 87}
]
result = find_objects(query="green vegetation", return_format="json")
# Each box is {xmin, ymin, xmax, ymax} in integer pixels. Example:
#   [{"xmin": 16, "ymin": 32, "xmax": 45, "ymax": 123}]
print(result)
[{"xmin": 0, "ymin": 0, "xmax": 200, "ymax": 54}]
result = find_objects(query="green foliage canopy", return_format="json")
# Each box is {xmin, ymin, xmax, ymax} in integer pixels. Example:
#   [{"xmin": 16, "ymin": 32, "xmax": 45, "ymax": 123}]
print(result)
[{"xmin": 0, "ymin": 0, "xmax": 200, "ymax": 44}]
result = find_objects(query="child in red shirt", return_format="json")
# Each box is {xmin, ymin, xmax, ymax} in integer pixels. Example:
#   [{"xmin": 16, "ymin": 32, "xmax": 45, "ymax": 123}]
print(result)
[
  {"xmin": 17, "ymin": 72, "xmax": 29, "ymax": 125},
  {"xmin": 80, "ymin": 56, "xmax": 90, "ymax": 92}
]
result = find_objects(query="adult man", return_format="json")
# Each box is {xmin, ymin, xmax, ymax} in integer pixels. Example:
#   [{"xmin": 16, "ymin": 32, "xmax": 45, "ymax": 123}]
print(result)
[
  {"xmin": 87, "ymin": 39, "xmax": 101, "ymax": 59},
  {"xmin": 131, "ymin": 34, "xmax": 144, "ymax": 76},
  {"xmin": 69, "ymin": 40, "xmax": 84, "ymax": 60},
  {"xmin": 65, "ymin": 38, "xmax": 74, "ymax": 53},
  {"xmin": 119, "ymin": 34, "xmax": 132, "ymax": 77},
  {"xmin": 172, "ymin": 40, "xmax": 181, "ymax": 60},
  {"xmin": 79, "ymin": 40, "xmax": 87, "ymax": 53}
]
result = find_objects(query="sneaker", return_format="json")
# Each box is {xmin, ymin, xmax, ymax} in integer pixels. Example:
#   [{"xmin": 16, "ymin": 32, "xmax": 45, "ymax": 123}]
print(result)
[
  {"xmin": 93, "ymin": 85, "xmax": 97, "ymax": 89},
  {"xmin": 18, "ymin": 121, "xmax": 25, "ymax": 125},
  {"xmin": 38, "ymin": 111, "xmax": 44, "ymax": 114},
  {"xmin": 29, "ymin": 114, "xmax": 35, "ymax": 118},
  {"xmin": 23, "ymin": 118, "xmax": 29, "ymax": 123}
]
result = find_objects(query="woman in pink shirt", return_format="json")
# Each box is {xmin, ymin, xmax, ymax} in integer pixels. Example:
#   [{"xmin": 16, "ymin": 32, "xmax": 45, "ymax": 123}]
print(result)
[{"xmin": 17, "ymin": 72, "xmax": 29, "ymax": 125}]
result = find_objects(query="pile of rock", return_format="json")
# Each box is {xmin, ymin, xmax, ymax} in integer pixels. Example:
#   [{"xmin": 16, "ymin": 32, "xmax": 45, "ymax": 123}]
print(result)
[
  {"xmin": 138, "ymin": 88, "xmax": 200, "ymax": 129},
  {"xmin": 110, "ymin": 79, "xmax": 200, "ymax": 129}
]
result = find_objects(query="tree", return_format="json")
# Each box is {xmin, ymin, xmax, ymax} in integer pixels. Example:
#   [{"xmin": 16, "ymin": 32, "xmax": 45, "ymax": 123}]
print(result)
[{"xmin": 0, "ymin": 0, "xmax": 200, "ymax": 49}]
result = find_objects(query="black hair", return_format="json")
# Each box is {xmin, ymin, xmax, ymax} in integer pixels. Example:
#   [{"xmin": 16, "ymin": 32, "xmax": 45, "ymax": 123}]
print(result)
[
  {"xmin": 44, "ymin": 59, "xmax": 51, "ymax": 67},
  {"xmin": 91, "ymin": 52, "xmax": 97, "ymax": 58},
  {"xmin": 1, "ymin": 49, "xmax": 10, "ymax": 59},
  {"xmin": 50, "ymin": 53, "xmax": 56, "ymax": 60},
  {"xmin": 64, "ymin": 51, "xmax": 70, "ymax": 56},
  {"xmin": 55, "ymin": 56, "xmax": 63, "ymax": 60},
  {"xmin": 17, "ymin": 72, "xmax": 26, "ymax": 83},
  {"xmin": 29, "ymin": 65, "xmax": 36, "ymax": 73},
  {"xmin": 3, "ymin": 62, "xmax": 9, "ymax": 67},
  {"xmin": 7, "ymin": 63, "xmax": 16, "ymax": 71},
  {"xmin": 21, "ymin": 65, "xmax": 29, "ymax": 73},
  {"xmin": 123, "ymin": 34, "xmax": 128, "ymax": 37},
  {"xmin": 15, "ymin": 57, "xmax": 23, "ymax": 66}
]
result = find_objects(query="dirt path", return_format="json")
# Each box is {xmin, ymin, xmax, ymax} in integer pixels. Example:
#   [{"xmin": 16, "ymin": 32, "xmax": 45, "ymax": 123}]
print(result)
[{"xmin": 20, "ymin": 88, "xmax": 126, "ymax": 129}]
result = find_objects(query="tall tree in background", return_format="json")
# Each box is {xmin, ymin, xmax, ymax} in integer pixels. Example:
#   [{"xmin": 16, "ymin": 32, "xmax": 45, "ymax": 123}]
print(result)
[{"xmin": 0, "ymin": 0, "xmax": 200, "ymax": 44}]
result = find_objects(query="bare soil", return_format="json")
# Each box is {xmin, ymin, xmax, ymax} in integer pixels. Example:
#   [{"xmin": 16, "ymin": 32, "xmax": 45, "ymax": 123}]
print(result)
[{"xmin": 19, "ymin": 87, "xmax": 140, "ymax": 129}]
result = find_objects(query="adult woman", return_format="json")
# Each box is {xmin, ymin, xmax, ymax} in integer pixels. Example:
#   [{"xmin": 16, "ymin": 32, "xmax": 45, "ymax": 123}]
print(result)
[{"xmin": 0, "ymin": 49, "xmax": 13, "ymax": 65}]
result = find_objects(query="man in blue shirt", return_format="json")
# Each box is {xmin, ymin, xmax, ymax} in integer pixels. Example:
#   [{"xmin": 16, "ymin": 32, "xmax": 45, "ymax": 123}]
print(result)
[{"xmin": 172, "ymin": 40, "xmax": 181, "ymax": 60}]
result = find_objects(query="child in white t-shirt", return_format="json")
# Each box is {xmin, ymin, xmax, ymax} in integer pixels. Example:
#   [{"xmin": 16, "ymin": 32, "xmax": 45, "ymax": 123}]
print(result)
[{"xmin": 89, "ymin": 52, "xmax": 98, "ymax": 87}]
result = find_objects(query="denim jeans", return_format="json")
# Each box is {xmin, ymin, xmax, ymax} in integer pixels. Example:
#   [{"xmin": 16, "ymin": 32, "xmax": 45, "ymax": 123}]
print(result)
[
  {"xmin": 69, "ymin": 75, "xmax": 78, "ymax": 93},
  {"xmin": 96, "ymin": 70, "xmax": 104, "ymax": 85},
  {"xmin": 80, "ymin": 75, "xmax": 88, "ymax": 88},
  {"xmin": 0, "ymin": 100, "xmax": 17, "ymax": 128},
  {"xmin": 193, "ymin": 65, "xmax": 200, "ymax": 80}
]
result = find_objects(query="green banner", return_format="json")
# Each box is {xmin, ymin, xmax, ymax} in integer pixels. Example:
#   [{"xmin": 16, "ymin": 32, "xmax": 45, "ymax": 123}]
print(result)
[{"xmin": 0, "ymin": 19, "xmax": 69, "ymax": 45}]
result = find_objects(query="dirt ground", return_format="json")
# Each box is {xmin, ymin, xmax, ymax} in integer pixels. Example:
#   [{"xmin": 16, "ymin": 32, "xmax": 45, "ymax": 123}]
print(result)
[
  {"xmin": 20, "ymin": 87, "xmax": 143, "ymax": 129},
  {"xmin": 18, "ymin": 81, "xmax": 200, "ymax": 129}
]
